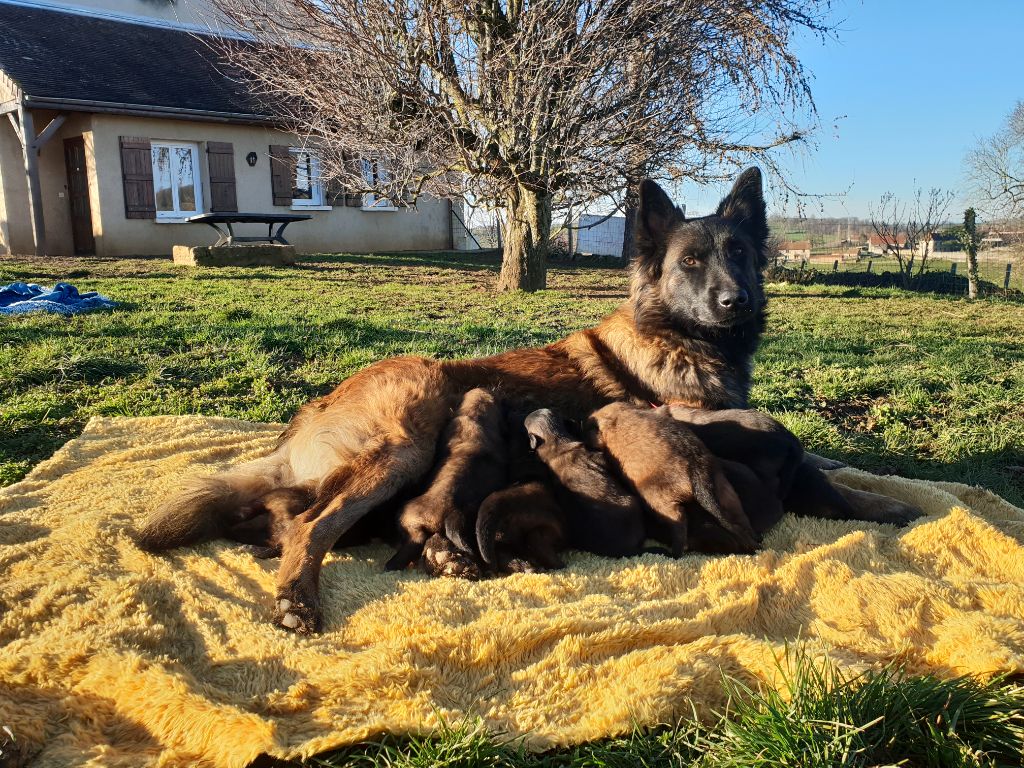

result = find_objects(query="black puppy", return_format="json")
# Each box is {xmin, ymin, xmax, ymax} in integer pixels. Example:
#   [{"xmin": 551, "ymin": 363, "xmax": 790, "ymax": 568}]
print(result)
[
  {"xmin": 523, "ymin": 408, "xmax": 646, "ymax": 557},
  {"xmin": 386, "ymin": 387, "xmax": 507, "ymax": 578},
  {"xmin": 475, "ymin": 407, "xmax": 567, "ymax": 574}
]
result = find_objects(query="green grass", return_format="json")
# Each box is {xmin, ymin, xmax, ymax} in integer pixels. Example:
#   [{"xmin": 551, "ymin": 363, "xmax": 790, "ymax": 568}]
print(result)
[
  {"xmin": 2, "ymin": 252, "xmax": 1024, "ymax": 765},
  {"xmin": 6, "ymin": 250, "xmax": 1019, "ymax": 504},
  {"xmin": 312, "ymin": 656, "xmax": 1024, "ymax": 767}
]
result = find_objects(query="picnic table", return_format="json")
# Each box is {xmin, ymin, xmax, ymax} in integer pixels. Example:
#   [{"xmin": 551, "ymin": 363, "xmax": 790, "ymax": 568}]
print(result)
[{"xmin": 186, "ymin": 212, "xmax": 312, "ymax": 246}]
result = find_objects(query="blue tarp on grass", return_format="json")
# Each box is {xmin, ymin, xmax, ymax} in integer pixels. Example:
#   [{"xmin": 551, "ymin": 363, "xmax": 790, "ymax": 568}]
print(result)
[{"xmin": 0, "ymin": 282, "xmax": 116, "ymax": 316}]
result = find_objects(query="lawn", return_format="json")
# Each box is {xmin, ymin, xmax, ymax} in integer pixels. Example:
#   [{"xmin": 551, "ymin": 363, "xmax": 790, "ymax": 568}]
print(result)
[
  {"xmin": 2, "ymin": 251, "xmax": 1024, "ymax": 765},
  {"xmin": 2, "ymin": 251, "xmax": 1022, "ymax": 505}
]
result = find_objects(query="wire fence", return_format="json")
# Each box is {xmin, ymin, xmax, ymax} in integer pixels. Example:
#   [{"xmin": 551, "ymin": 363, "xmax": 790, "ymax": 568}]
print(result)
[
  {"xmin": 451, "ymin": 204, "xmax": 1023, "ymax": 298},
  {"xmin": 769, "ymin": 251, "xmax": 1024, "ymax": 298}
]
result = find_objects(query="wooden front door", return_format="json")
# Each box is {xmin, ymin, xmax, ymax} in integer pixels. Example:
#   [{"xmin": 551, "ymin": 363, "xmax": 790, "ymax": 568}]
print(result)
[{"xmin": 63, "ymin": 137, "xmax": 95, "ymax": 255}]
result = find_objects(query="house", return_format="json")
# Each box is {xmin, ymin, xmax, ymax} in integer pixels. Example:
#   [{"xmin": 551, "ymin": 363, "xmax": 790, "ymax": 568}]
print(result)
[
  {"xmin": 779, "ymin": 240, "xmax": 811, "ymax": 260},
  {"xmin": 0, "ymin": 0, "xmax": 457, "ymax": 257},
  {"xmin": 866, "ymin": 233, "xmax": 930, "ymax": 257}
]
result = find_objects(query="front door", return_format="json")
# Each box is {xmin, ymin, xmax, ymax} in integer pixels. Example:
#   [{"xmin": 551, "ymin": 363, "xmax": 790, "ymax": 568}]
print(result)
[{"xmin": 63, "ymin": 137, "xmax": 95, "ymax": 255}]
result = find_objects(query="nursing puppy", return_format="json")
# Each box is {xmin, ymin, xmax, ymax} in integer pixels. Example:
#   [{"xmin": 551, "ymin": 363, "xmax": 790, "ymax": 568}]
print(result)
[
  {"xmin": 523, "ymin": 408, "xmax": 646, "ymax": 557},
  {"xmin": 587, "ymin": 402, "xmax": 758, "ymax": 556},
  {"xmin": 665, "ymin": 405, "xmax": 801, "ymax": 537},
  {"xmin": 475, "ymin": 407, "xmax": 567, "ymax": 574},
  {"xmin": 665, "ymin": 405, "xmax": 888, "ymax": 533},
  {"xmin": 385, "ymin": 388, "xmax": 506, "ymax": 578}
]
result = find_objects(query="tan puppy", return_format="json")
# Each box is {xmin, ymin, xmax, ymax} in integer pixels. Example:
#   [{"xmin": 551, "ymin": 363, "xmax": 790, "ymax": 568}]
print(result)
[{"xmin": 587, "ymin": 402, "xmax": 758, "ymax": 555}]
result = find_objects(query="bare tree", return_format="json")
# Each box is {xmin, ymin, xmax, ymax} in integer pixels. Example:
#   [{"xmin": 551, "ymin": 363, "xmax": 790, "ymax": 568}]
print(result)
[
  {"xmin": 212, "ymin": 0, "xmax": 835, "ymax": 290},
  {"xmin": 965, "ymin": 101, "xmax": 1024, "ymax": 219},
  {"xmin": 869, "ymin": 188, "xmax": 954, "ymax": 288}
]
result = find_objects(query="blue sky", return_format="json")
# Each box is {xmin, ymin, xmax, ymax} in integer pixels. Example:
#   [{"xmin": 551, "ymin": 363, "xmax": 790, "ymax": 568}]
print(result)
[{"xmin": 677, "ymin": 0, "xmax": 1024, "ymax": 219}]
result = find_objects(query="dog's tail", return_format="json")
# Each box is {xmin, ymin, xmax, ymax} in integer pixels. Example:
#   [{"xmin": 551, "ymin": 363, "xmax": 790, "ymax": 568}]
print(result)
[
  {"xmin": 136, "ymin": 451, "xmax": 294, "ymax": 551},
  {"xmin": 475, "ymin": 493, "xmax": 504, "ymax": 567}
]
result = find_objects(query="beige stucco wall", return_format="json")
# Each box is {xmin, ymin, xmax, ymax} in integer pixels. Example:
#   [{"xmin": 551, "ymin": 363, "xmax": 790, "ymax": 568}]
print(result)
[{"xmin": 88, "ymin": 114, "xmax": 452, "ymax": 257}]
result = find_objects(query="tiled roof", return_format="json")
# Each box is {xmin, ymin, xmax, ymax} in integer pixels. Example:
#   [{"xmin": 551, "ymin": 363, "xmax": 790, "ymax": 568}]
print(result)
[{"xmin": 0, "ymin": 1, "xmax": 269, "ymax": 119}]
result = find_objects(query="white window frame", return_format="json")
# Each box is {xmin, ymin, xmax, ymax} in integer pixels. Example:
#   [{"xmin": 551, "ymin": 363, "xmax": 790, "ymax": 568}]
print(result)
[
  {"xmin": 151, "ymin": 141, "xmax": 203, "ymax": 221},
  {"xmin": 290, "ymin": 148, "xmax": 326, "ymax": 208},
  {"xmin": 361, "ymin": 158, "xmax": 398, "ymax": 211}
]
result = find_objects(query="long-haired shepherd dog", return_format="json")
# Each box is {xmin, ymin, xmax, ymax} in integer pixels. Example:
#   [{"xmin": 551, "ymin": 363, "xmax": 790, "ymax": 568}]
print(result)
[{"xmin": 137, "ymin": 168, "xmax": 921, "ymax": 633}]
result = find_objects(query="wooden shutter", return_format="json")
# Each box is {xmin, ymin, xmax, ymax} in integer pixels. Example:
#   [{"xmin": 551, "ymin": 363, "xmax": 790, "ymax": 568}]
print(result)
[
  {"xmin": 119, "ymin": 136, "xmax": 155, "ymax": 219},
  {"xmin": 343, "ymin": 152, "xmax": 363, "ymax": 207},
  {"xmin": 206, "ymin": 141, "xmax": 237, "ymax": 212},
  {"xmin": 325, "ymin": 175, "xmax": 345, "ymax": 207},
  {"xmin": 269, "ymin": 144, "xmax": 293, "ymax": 206}
]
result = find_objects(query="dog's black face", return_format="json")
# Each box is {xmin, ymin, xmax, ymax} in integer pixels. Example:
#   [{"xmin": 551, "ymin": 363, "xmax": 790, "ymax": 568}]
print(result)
[{"xmin": 633, "ymin": 168, "xmax": 768, "ymax": 331}]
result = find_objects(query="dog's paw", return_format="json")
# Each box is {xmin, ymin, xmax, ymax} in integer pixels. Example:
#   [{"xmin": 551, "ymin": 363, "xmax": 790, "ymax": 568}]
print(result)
[
  {"xmin": 273, "ymin": 590, "xmax": 322, "ymax": 634},
  {"xmin": 421, "ymin": 534, "xmax": 481, "ymax": 580}
]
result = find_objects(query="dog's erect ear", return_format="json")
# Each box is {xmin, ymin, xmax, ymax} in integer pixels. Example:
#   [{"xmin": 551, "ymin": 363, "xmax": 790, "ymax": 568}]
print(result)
[
  {"xmin": 716, "ymin": 167, "xmax": 768, "ymax": 244},
  {"xmin": 636, "ymin": 179, "xmax": 684, "ymax": 259}
]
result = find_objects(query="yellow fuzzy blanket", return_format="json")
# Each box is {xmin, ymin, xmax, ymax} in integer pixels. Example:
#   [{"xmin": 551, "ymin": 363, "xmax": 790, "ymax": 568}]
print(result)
[{"xmin": 1, "ymin": 416, "xmax": 1023, "ymax": 767}]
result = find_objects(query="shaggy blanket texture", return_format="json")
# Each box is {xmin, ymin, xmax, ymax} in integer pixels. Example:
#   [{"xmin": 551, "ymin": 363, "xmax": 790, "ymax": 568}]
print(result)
[{"xmin": 1, "ymin": 416, "xmax": 1023, "ymax": 767}]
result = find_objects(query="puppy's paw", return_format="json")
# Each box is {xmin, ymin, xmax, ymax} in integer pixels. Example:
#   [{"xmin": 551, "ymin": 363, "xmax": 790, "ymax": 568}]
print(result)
[
  {"xmin": 242, "ymin": 544, "xmax": 281, "ymax": 559},
  {"xmin": 880, "ymin": 500, "xmax": 925, "ymax": 527},
  {"xmin": 804, "ymin": 452, "xmax": 847, "ymax": 471},
  {"xmin": 421, "ymin": 534, "xmax": 481, "ymax": 580},
  {"xmin": 273, "ymin": 589, "xmax": 322, "ymax": 634}
]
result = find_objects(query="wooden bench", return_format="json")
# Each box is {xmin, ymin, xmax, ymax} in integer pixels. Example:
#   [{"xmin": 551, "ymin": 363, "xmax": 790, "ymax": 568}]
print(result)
[{"xmin": 186, "ymin": 213, "xmax": 312, "ymax": 246}]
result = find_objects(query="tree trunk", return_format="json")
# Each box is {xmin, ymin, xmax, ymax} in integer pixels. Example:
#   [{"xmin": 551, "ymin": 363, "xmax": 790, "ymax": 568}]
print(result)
[
  {"xmin": 966, "ymin": 247, "xmax": 980, "ymax": 299},
  {"xmin": 497, "ymin": 185, "xmax": 551, "ymax": 292},
  {"xmin": 621, "ymin": 182, "xmax": 638, "ymax": 263}
]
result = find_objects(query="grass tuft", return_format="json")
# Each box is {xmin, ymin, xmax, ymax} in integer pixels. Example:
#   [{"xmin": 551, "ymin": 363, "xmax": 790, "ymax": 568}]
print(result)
[{"xmin": 709, "ymin": 655, "xmax": 1024, "ymax": 768}]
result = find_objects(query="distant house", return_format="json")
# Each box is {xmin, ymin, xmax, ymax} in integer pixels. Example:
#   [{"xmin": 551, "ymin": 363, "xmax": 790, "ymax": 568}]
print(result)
[
  {"xmin": 0, "ymin": 0, "xmax": 457, "ymax": 257},
  {"xmin": 867, "ymin": 233, "xmax": 930, "ymax": 257},
  {"xmin": 779, "ymin": 240, "xmax": 811, "ymax": 260}
]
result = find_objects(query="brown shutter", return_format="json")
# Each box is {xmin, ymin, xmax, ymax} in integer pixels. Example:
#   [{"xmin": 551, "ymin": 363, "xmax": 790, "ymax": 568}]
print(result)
[
  {"xmin": 269, "ymin": 144, "xmax": 293, "ymax": 206},
  {"xmin": 119, "ymin": 136, "xmax": 155, "ymax": 219},
  {"xmin": 206, "ymin": 141, "xmax": 237, "ymax": 212},
  {"xmin": 325, "ymin": 175, "xmax": 345, "ymax": 207},
  {"xmin": 343, "ymin": 152, "xmax": 363, "ymax": 207}
]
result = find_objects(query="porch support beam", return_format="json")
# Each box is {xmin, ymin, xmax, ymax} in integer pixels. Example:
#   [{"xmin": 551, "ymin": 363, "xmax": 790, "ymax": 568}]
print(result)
[
  {"xmin": 31, "ymin": 113, "xmax": 66, "ymax": 151},
  {"xmin": 18, "ymin": 106, "xmax": 47, "ymax": 256}
]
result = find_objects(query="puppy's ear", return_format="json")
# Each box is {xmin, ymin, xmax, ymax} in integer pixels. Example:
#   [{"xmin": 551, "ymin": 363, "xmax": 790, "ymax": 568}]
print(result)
[
  {"xmin": 635, "ymin": 179, "xmax": 684, "ymax": 266},
  {"xmin": 716, "ymin": 167, "xmax": 768, "ymax": 245}
]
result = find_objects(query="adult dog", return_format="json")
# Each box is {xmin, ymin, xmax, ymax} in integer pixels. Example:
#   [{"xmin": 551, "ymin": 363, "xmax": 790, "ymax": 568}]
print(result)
[{"xmin": 138, "ymin": 168, "xmax": 918, "ymax": 633}]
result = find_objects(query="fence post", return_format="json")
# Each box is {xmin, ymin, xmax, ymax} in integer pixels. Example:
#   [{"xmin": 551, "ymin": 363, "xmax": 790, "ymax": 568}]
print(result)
[
  {"xmin": 833, "ymin": 259, "xmax": 839, "ymax": 272},
  {"xmin": 950, "ymin": 263, "xmax": 957, "ymax": 276},
  {"xmin": 867, "ymin": 260, "xmax": 873, "ymax": 273},
  {"xmin": 1005, "ymin": 263, "xmax": 1013, "ymax": 290},
  {"xmin": 801, "ymin": 259, "xmax": 807, "ymax": 272}
]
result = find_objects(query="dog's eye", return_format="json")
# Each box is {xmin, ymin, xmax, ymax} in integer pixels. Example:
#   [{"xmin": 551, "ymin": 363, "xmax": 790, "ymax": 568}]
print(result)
[
  {"xmin": 682, "ymin": 256, "xmax": 697, "ymax": 266},
  {"xmin": 729, "ymin": 246, "xmax": 744, "ymax": 259}
]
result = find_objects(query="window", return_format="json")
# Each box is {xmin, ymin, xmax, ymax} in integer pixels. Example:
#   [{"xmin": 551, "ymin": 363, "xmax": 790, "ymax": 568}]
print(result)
[
  {"xmin": 290, "ymin": 148, "xmax": 325, "ymax": 207},
  {"xmin": 361, "ymin": 158, "xmax": 397, "ymax": 210},
  {"xmin": 151, "ymin": 142, "xmax": 202, "ymax": 219}
]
